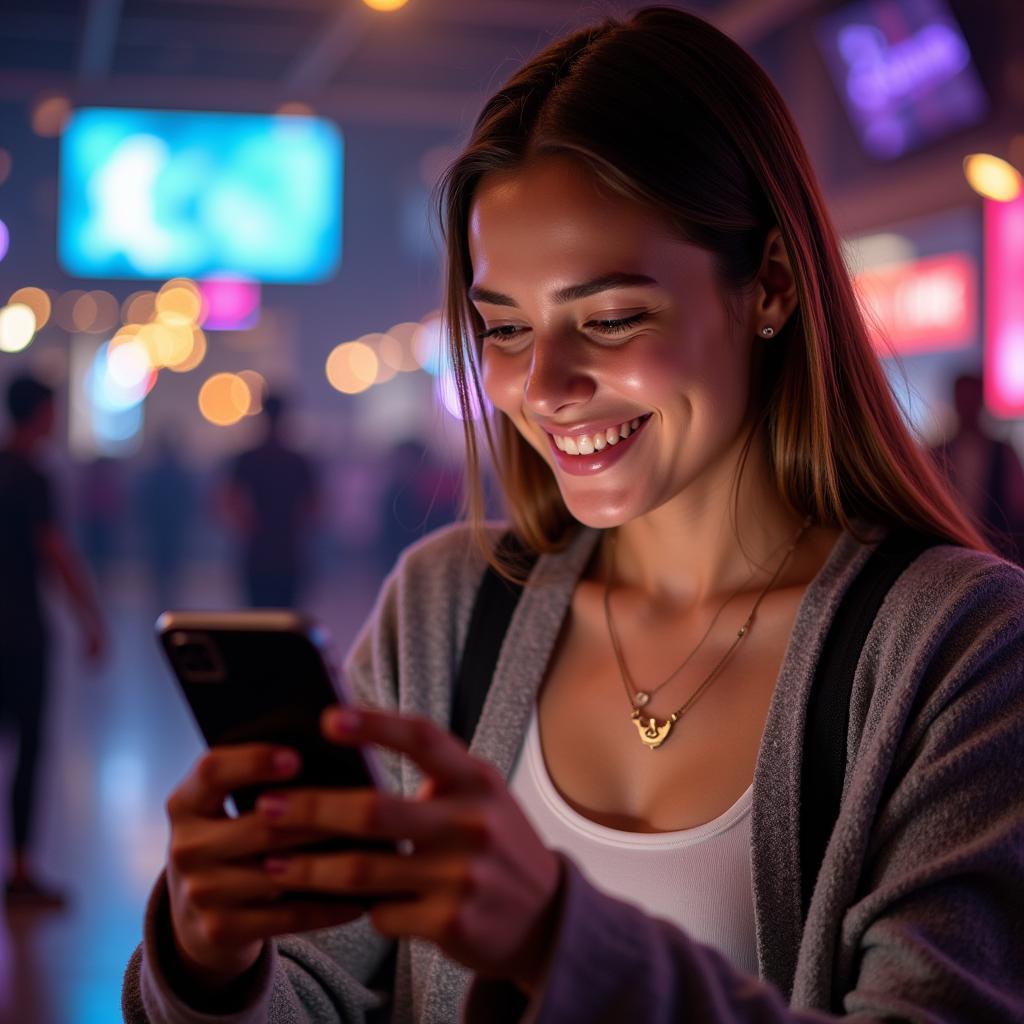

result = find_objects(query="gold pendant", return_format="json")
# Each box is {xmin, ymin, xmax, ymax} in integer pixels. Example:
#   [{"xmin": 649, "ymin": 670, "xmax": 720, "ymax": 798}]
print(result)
[{"xmin": 631, "ymin": 709, "xmax": 679, "ymax": 750}]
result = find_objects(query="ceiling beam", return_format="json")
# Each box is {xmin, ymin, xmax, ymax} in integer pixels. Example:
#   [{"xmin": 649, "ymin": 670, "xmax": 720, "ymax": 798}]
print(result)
[
  {"xmin": 78, "ymin": 0, "xmax": 124, "ymax": 80},
  {"xmin": 0, "ymin": 69, "xmax": 477, "ymax": 129}
]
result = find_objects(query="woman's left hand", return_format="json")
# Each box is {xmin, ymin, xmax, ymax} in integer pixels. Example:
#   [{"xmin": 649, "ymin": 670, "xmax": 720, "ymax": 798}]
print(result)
[{"xmin": 255, "ymin": 706, "xmax": 562, "ymax": 992}]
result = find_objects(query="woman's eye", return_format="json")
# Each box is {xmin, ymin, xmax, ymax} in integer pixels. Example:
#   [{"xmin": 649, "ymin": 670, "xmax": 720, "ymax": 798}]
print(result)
[
  {"xmin": 476, "ymin": 324, "xmax": 525, "ymax": 342},
  {"xmin": 586, "ymin": 312, "xmax": 650, "ymax": 335}
]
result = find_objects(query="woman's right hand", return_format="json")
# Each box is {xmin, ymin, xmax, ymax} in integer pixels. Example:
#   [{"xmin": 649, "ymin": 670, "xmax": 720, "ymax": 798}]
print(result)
[{"xmin": 164, "ymin": 743, "xmax": 365, "ymax": 987}]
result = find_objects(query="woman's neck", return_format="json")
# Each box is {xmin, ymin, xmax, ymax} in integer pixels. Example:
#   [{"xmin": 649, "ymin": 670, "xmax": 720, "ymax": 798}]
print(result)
[{"xmin": 598, "ymin": 446, "xmax": 816, "ymax": 607}]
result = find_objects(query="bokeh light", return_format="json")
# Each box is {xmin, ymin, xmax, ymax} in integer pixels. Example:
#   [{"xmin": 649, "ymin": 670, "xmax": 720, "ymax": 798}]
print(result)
[
  {"xmin": 412, "ymin": 314, "xmax": 443, "ymax": 375},
  {"xmin": 199, "ymin": 373, "xmax": 251, "ymax": 426},
  {"xmin": 8, "ymin": 287, "xmax": 50, "ymax": 329},
  {"xmin": 107, "ymin": 339, "xmax": 156, "ymax": 392},
  {"xmin": 362, "ymin": 0, "xmax": 409, "ymax": 9},
  {"xmin": 198, "ymin": 276, "xmax": 260, "ymax": 330},
  {"xmin": 326, "ymin": 341, "xmax": 378, "ymax": 395},
  {"xmin": 275, "ymin": 102, "xmax": 315, "ymax": 117},
  {"xmin": 0, "ymin": 303, "xmax": 37, "ymax": 353},
  {"xmin": 237, "ymin": 370, "xmax": 267, "ymax": 414},
  {"xmin": 32, "ymin": 94, "xmax": 72, "ymax": 138},
  {"xmin": 380, "ymin": 321, "xmax": 422, "ymax": 372},
  {"xmin": 156, "ymin": 278, "xmax": 203, "ymax": 325},
  {"xmin": 54, "ymin": 289, "xmax": 85, "ymax": 331},
  {"xmin": 88, "ymin": 341, "xmax": 153, "ymax": 411},
  {"xmin": 358, "ymin": 333, "xmax": 397, "ymax": 384},
  {"xmin": 0, "ymin": 219, "xmax": 8, "ymax": 263},
  {"xmin": 964, "ymin": 153, "xmax": 1022, "ymax": 202},
  {"xmin": 0, "ymin": 149, "xmax": 11, "ymax": 186},
  {"xmin": 121, "ymin": 290, "xmax": 157, "ymax": 324},
  {"xmin": 166, "ymin": 328, "xmax": 207, "ymax": 374}
]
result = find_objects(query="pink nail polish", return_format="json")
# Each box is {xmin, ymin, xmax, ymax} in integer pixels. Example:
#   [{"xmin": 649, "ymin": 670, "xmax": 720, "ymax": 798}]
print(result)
[
  {"xmin": 329, "ymin": 708, "xmax": 360, "ymax": 735},
  {"xmin": 257, "ymin": 794, "xmax": 288, "ymax": 819},
  {"xmin": 272, "ymin": 750, "xmax": 299, "ymax": 775}
]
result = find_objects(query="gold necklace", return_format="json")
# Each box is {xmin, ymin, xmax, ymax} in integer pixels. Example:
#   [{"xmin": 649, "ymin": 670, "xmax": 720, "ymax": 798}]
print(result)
[{"xmin": 603, "ymin": 518, "xmax": 811, "ymax": 750}]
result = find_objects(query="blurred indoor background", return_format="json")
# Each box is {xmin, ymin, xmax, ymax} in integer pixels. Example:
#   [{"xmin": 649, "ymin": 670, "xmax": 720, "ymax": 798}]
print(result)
[{"xmin": 0, "ymin": 0, "xmax": 1023, "ymax": 1020}]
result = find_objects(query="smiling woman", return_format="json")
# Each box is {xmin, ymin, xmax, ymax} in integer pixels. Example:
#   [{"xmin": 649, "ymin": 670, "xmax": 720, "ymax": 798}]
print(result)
[{"xmin": 124, "ymin": 6, "xmax": 1024, "ymax": 1024}]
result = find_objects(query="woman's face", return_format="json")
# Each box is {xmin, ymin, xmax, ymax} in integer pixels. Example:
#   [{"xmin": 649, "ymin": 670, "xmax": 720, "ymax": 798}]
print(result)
[{"xmin": 468, "ymin": 154, "xmax": 761, "ymax": 530}]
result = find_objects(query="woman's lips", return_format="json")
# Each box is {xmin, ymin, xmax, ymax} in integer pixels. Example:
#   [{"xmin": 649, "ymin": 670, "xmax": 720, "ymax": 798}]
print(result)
[{"xmin": 547, "ymin": 415, "xmax": 651, "ymax": 477}]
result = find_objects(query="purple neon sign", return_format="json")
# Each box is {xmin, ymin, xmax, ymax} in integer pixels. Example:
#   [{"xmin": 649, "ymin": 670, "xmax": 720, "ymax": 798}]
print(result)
[{"xmin": 818, "ymin": 0, "xmax": 988, "ymax": 159}]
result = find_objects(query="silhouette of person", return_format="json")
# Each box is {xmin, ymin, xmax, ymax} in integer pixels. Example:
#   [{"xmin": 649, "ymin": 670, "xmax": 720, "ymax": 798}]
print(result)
[
  {"xmin": 220, "ymin": 394, "xmax": 319, "ymax": 608},
  {"xmin": 136, "ymin": 431, "xmax": 195, "ymax": 611},
  {"xmin": 0, "ymin": 374, "xmax": 106, "ymax": 907},
  {"xmin": 933, "ymin": 373, "xmax": 1024, "ymax": 562}
]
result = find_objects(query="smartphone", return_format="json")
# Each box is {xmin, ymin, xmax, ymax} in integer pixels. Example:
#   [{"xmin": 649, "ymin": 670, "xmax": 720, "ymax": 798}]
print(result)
[{"xmin": 157, "ymin": 610, "xmax": 385, "ymax": 826}]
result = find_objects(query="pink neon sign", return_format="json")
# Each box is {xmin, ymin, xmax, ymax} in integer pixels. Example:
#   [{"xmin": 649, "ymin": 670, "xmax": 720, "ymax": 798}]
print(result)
[
  {"xmin": 984, "ymin": 194, "xmax": 1024, "ymax": 418},
  {"xmin": 854, "ymin": 252, "xmax": 977, "ymax": 356}
]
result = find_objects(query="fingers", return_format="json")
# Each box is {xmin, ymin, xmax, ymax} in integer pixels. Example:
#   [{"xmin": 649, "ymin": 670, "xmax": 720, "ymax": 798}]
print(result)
[
  {"xmin": 322, "ymin": 708, "xmax": 499, "ymax": 795},
  {"xmin": 168, "ymin": 744, "xmax": 301, "ymax": 820},
  {"xmin": 178, "ymin": 863, "xmax": 285, "ymax": 908},
  {"xmin": 169, "ymin": 813, "xmax": 334, "ymax": 873},
  {"xmin": 255, "ymin": 788, "xmax": 493, "ymax": 850},
  {"xmin": 260, "ymin": 850, "xmax": 472, "ymax": 897}
]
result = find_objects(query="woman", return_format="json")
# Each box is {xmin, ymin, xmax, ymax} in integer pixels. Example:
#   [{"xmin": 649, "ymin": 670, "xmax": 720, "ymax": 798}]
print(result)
[{"xmin": 124, "ymin": 7, "xmax": 1024, "ymax": 1022}]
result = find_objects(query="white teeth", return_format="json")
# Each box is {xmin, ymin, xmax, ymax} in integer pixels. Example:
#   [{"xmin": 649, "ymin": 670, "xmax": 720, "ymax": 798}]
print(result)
[{"xmin": 553, "ymin": 415, "xmax": 646, "ymax": 455}]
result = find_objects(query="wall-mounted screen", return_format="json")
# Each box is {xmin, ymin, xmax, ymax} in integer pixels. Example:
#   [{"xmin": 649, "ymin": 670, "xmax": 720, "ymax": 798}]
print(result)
[
  {"xmin": 817, "ymin": 0, "xmax": 988, "ymax": 160},
  {"xmin": 59, "ymin": 107, "xmax": 343, "ymax": 282}
]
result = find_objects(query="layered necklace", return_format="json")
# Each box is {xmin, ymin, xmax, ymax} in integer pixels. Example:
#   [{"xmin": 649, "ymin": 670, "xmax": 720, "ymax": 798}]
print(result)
[{"xmin": 603, "ymin": 518, "xmax": 811, "ymax": 750}]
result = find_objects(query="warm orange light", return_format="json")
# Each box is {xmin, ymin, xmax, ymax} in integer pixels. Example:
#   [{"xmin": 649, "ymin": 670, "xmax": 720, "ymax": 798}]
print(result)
[
  {"xmin": 198, "ymin": 373, "xmax": 251, "ymax": 426},
  {"xmin": 31, "ymin": 95, "xmax": 72, "ymax": 137},
  {"xmin": 237, "ymin": 370, "xmax": 267, "ymax": 413},
  {"xmin": 963, "ymin": 153, "xmax": 1022, "ymax": 203},
  {"xmin": 275, "ymin": 102, "xmax": 315, "ymax": 117},
  {"xmin": 122, "ymin": 290, "xmax": 157, "ymax": 325},
  {"xmin": 9, "ymin": 287, "xmax": 51, "ymax": 329},
  {"xmin": 326, "ymin": 341, "xmax": 378, "ymax": 394},
  {"xmin": 380, "ymin": 321, "xmax": 422, "ymax": 372},
  {"xmin": 167, "ymin": 328, "xmax": 207, "ymax": 373},
  {"xmin": 71, "ymin": 292, "xmax": 99, "ymax": 332},
  {"xmin": 361, "ymin": 0, "xmax": 409, "ymax": 9},
  {"xmin": 156, "ymin": 279, "xmax": 203, "ymax": 325}
]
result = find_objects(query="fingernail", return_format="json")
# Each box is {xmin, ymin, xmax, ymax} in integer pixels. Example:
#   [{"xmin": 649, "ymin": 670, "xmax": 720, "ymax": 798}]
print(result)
[
  {"xmin": 264, "ymin": 857, "xmax": 290, "ymax": 875},
  {"xmin": 328, "ymin": 708, "xmax": 360, "ymax": 736},
  {"xmin": 272, "ymin": 750, "xmax": 300, "ymax": 775},
  {"xmin": 257, "ymin": 794, "xmax": 289, "ymax": 819}
]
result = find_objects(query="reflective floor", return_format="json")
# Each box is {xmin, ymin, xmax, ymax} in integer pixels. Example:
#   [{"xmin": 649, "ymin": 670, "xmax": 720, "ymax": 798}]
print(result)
[{"xmin": 0, "ymin": 562, "xmax": 381, "ymax": 1024}]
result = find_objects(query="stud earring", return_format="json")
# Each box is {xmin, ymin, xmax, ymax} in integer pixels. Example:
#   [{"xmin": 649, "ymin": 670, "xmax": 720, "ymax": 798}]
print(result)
[{"xmin": 761, "ymin": 325, "xmax": 775, "ymax": 337}]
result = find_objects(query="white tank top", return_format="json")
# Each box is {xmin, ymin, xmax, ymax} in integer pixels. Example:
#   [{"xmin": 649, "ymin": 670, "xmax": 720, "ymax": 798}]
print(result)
[{"xmin": 509, "ymin": 709, "xmax": 759, "ymax": 977}]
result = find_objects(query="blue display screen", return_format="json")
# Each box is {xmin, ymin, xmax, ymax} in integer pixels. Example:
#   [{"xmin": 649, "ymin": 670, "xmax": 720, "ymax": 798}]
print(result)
[{"xmin": 59, "ymin": 107, "xmax": 343, "ymax": 282}]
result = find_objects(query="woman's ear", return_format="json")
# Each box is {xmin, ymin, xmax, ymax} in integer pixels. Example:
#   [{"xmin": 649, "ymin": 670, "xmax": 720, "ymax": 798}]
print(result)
[{"xmin": 749, "ymin": 227, "xmax": 798, "ymax": 339}]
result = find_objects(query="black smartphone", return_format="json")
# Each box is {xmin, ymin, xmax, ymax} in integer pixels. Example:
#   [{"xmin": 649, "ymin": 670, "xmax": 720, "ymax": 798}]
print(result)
[{"xmin": 157, "ymin": 610, "xmax": 385, "ymax": 823}]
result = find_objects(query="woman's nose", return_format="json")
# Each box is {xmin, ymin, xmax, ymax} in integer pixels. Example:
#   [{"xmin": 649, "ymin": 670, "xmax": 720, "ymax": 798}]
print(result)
[{"xmin": 523, "ymin": 331, "xmax": 596, "ymax": 417}]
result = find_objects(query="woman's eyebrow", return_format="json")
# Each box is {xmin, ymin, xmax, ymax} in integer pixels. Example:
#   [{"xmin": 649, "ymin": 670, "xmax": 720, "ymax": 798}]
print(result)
[{"xmin": 468, "ymin": 272, "xmax": 658, "ymax": 308}]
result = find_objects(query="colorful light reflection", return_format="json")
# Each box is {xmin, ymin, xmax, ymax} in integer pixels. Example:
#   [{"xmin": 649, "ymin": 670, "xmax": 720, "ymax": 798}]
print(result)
[
  {"xmin": 984, "ymin": 194, "xmax": 1024, "ymax": 417},
  {"xmin": 199, "ymin": 276, "xmax": 260, "ymax": 330}
]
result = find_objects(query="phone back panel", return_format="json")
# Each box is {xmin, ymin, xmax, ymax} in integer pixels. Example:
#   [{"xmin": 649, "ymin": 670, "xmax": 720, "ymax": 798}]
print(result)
[{"xmin": 158, "ymin": 612, "xmax": 378, "ymax": 813}]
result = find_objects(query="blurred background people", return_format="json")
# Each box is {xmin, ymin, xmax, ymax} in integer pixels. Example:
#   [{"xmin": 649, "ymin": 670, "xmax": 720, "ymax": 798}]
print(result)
[
  {"xmin": 219, "ymin": 394, "xmax": 319, "ymax": 608},
  {"xmin": 932, "ymin": 373, "xmax": 1024, "ymax": 561},
  {"xmin": 75, "ymin": 455, "xmax": 126, "ymax": 589},
  {"xmin": 135, "ymin": 430, "xmax": 196, "ymax": 611},
  {"xmin": 0, "ymin": 375, "xmax": 105, "ymax": 907}
]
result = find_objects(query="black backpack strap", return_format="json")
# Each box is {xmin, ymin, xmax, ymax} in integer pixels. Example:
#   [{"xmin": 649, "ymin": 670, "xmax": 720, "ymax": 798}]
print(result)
[
  {"xmin": 450, "ymin": 532, "xmax": 539, "ymax": 746},
  {"xmin": 800, "ymin": 528, "xmax": 941, "ymax": 922}
]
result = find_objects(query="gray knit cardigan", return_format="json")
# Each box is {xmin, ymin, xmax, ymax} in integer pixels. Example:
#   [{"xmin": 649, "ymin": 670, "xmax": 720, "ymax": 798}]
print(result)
[{"xmin": 123, "ymin": 523, "xmax": 1024, "ymax": 1023}]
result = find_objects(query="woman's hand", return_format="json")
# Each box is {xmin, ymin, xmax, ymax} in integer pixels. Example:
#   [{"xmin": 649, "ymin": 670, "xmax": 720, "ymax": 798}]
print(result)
[
  {"xmin": 254, "ymin": 707, "xmax": 563, "ymax": 992},
  {"xmin": 164, "ymin": 744, "xmax": 365, "ymax": 987}
]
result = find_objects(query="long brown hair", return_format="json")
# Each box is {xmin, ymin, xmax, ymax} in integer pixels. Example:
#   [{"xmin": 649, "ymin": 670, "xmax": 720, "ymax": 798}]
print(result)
[{"xmin": 435, "ymin": 5, "xmax": 989, "ymax": 571}]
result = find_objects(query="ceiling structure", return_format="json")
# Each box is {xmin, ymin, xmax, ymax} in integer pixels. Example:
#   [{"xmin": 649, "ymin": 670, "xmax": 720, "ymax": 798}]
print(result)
[
  {"xmin": 0, "ymin": 0, "xmax": 1020, "ymax": 233},
  {"xmin": 0, "ymin": 0, "xmax": 818, "ymax": 127}
]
